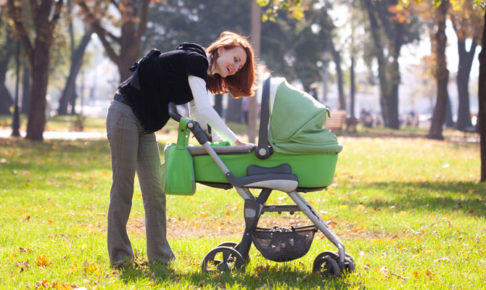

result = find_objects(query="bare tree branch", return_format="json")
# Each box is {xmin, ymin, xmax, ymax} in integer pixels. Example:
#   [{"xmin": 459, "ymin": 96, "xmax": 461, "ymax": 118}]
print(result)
[
  {"xmin": 49, "ymin": 0, "xmax": 65, "ymax": 33},
  {"xmin": 77, "ymin": 0, "xmax": 121, "ymax": 66}
]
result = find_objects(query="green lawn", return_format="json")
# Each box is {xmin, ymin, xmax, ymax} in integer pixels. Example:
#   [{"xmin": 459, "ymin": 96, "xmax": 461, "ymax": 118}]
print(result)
[{"xmin": 0, "ymin": 133, "xmax": 483, "ymax": 289}]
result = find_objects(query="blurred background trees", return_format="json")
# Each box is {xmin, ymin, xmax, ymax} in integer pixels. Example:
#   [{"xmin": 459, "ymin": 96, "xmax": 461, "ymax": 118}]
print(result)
[{"xmin": 0, "ymin": 0, "xmax": 484, "ymax": 144}]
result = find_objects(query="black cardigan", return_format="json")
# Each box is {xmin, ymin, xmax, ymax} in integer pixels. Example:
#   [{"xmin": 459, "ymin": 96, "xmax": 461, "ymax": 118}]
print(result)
[{"xmin": 119, "ymin": 43, "xmax": 208, "ymax": 133}]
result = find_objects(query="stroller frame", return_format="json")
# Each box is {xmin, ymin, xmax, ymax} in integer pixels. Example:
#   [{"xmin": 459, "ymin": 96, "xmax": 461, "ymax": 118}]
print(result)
[{"xmin": 168, "ymin": 98, "xmax": 354, "ymax": 276}]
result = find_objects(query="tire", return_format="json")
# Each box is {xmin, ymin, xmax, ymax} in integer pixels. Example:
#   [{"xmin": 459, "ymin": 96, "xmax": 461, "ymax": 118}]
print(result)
[
  {"xmin": 312, "ymin": 253, "xmax": 341, "ymax": 277},
  {"xmin": 201, "ymin": 246, "xmax": 245, "ymax": 273},
  {"xmin": 216, "ymin": 241, "xmax": 238, "ymax": 248}
]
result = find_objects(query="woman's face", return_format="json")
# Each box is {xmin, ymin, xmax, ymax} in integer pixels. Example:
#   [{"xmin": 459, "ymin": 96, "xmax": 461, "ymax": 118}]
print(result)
[{"xmin": 212, "ymin": 46, "xmax": 247, "ymax": 78}]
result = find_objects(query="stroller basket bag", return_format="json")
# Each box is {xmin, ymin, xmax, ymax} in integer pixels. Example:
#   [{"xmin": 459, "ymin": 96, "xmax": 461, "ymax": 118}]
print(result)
[
  {"xmin": 252, "ymin": 225, "xmax": 317, "ymax": 262},
  {"xmin": 162, "ymin": 118, "xmax": 196, "ymax": 195}
]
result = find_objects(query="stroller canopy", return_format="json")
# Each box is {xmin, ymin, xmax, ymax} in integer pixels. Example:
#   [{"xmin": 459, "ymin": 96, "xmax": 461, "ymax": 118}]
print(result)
[{"xmin": 266, "ymin": 78, "xmax": 343, "ymax": 155}]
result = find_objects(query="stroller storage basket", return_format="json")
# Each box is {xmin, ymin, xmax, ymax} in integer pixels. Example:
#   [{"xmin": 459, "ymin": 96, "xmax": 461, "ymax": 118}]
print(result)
[{"xmin": 252, "ymin": 225, "xmax": 317, "ymax": 262}]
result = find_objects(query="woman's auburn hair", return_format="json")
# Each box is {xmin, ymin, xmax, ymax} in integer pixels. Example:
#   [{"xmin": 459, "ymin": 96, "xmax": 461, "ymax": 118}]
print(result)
[{"xmin": 206, "ymin": 31, "xmax": 256, "ymax": 98}]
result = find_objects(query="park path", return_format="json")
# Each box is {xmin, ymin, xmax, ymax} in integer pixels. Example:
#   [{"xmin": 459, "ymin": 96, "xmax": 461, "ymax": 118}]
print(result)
[
  {"xmin": 0, "ymin": 129, "xmax": 181, "ymax": 142},
  {"xmin": 0, "ymin": 129, "xmax": 107, "ymax": 140}
]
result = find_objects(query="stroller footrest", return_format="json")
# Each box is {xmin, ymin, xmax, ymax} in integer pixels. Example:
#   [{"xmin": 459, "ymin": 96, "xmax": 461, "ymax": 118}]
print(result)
[
  {"xmin": 226, "ymin": 173, "xmax": 298, "ymax": 192},
  {"xmin": 262, "ymin": 205, "xmax": 301, "ymax": 214}
]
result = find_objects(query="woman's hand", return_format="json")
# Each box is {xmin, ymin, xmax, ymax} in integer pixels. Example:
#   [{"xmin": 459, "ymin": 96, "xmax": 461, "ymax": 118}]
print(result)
[{"xmin": 234, "ymin": 139, "xmax": 253, "ymax": 146}]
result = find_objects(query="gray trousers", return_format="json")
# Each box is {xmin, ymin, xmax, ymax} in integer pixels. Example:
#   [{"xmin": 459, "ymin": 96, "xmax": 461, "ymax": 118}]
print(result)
[{"xmin": 106, "ymin": 100, "xmax": 174, "ymax": 265}]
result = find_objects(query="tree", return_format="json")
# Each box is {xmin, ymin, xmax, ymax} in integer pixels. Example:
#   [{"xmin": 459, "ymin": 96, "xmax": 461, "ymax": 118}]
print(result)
[
  {"xmin": 145, "ymin": 0, "xmax": 252, "ymax": 125},
  {"xmin": 326, "ymin": 16, "xmax": 346, "ymax": 110},
  {"xmin": 7, "ymin": 0, "xmax": 64, "ymax": 141},
  {"xmin": 0, "ymin": 18, "xmax": 15, "ymax": 115},
  {"xmin": 425, "ymin": 0, "xmax": 450, "ymax": 139},
  {"xmin": 249, "ymin": 0, "xmax": 261, "ymax": 143},
  {"xmin": 76, "ymin": 0, "xmax": 150, "ymax": 81},
  {"xmin": 57, "ymin": 0, "xmax": 92, "ymax": 115},
  {"xmin": 449, "ymin": 0, "xmax": 483, "ymax": 131},
  {"xmin": 21, "ymin": 61, "xmax": 30, "ymax": 114},
  {"xmin": 361, "ymin": 0, "xmax": 421, "ymax": 129},
  {"xmin": 477, "ymin": 2, "xmax": 486, "ymax": 181}
]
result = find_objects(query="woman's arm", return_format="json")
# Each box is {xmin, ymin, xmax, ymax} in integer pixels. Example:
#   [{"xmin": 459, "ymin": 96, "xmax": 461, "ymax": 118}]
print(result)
[{"xmin": 188, "ymin": 75, "xmax": 239, "ymax": 144}]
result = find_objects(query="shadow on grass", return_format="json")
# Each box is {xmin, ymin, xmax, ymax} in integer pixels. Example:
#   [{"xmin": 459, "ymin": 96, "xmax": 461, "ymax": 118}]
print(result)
[
  {"xmin": 117, "ymin": 262, "xmax": 352, "ymax": 288},
  {"xmin": 349, "ymin": 180, "xmax": 486, "ymax": 217}
]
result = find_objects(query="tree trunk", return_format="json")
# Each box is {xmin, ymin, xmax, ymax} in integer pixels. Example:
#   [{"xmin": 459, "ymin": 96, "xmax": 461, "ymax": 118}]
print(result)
[
  {"xmin": 0, "ymin": 60, "xmax": 13, "ymax": 114},
  {"xmin": 249, "ymin": 0, "xmax": 261, "ymax": 143},
  {"xmin": 456, "ymin": 39, "xmax": 476, "ymax": 130},
  {"xmin": 57, "ymin": 30, "xmax": 92, "ymax": 115},
  {"xmin": 329, "ymin": 39, "xmax": 346, "ymax": 110},
  {"xmin": 361, "ymin": 0, "xmax": 401, "ymax": 129},
  {"xmin": 478, "ymin": 11, "xmax": 486, "ymax": 182},
  {"xmin": 350, "ymin": 56, "xmax": 356, "ymax": 119},
  {"xmin": 427, "ymin": 0, "xmax": 449, "ymax": 140},
  {"xmin": 445, "ymin": 94, "xmax": 454, "ymax": 127},
  {"xmin": 214, "ymin": 94, "xmax": 223, "ymax": 116},
  {"xmin": 386, "ymin": 56, "xmax": 400, "ymax": 129},
  {"xmin": 26, "ymin": 44, "xmax": 50, "ymax": 141},
  {"xmin": 226, "ymin": 96, "xmax": 242, "ymax": 123},
  {"xmin": 0, "ymin": 26, "xmax": 14, "ymax": 115},
  {"xmin": 21, "ymin": 62, "xmax": 30, "ymax": 114}
]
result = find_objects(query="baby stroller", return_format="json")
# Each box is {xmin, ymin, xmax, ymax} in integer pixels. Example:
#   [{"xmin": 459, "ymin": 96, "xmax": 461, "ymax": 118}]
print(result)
[{"xmin": 163, "ymin": 77, "xmax": 355, "ymax": 277}]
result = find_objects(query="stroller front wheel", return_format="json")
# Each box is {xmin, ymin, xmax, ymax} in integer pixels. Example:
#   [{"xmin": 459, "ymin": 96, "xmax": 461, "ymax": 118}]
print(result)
[
  {"xmin": 312, "ymin": 254, "xmax": 341, "ymax": 277},
  {"xmin": 202, "ymin": 246, "xmax": 245, "ymax": 273},
  {"xmin": 216, "ymin": 241, "xmax": 238, "ymax": 248}
]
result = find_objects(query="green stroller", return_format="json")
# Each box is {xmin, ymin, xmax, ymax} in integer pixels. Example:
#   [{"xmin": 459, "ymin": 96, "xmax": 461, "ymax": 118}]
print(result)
[{"xmin": 163, "ymin": 77, "xmax": 355, "ymax": 277}]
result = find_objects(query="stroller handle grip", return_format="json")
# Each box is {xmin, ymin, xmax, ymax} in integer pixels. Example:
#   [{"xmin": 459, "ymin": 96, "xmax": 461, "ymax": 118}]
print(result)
[
  {"xmin": 168, "ymin": 103, "xmax": 182, "ymax": 122},
  {"xmin": 168, "ymin": 102, "xmax": 210, "ymax": 144}
]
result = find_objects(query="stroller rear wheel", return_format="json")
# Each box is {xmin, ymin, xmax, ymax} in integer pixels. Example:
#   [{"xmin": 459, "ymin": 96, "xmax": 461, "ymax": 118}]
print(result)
[{"xmin": 202, "ymin": 246, "xmax": 245, "ymax": 273}]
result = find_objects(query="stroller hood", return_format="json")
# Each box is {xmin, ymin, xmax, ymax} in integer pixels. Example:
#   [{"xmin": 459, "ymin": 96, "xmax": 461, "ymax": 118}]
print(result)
[{"xmin": 268, "ymin": 79, "xmax": 343, "ymax": 155}]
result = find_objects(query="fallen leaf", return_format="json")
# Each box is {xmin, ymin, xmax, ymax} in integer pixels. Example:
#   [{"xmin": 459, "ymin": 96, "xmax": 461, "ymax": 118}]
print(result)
[
  {"xmin": 434, "ymin": 257, "xmax": 450, "ymax": 263},
  {"xmin": 327, "ymin": 220, "xmax": 337, "ymax": 228},
  {"xmin": 36, "ymin": 255, "xmax": 50, "ymax": 267},
  {"xmin": 425, "ymin": 269, "xmax": 435, "ymax": 278}
]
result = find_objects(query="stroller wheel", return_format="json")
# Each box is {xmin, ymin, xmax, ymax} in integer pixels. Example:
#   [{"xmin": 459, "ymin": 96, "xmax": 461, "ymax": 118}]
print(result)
[
  {"xmin": 216, "ymin": 241, "xmax": 251, "ymax": 264},
  {"xmin": 312, "ymin": 253, "xmax": 341, "ymax": 277},
  {"xmin": 202, "ymin": 246, "xmax": 245, "ymax": 273},
  {"xmin": 317, "ymin": 250, "xmax": 354, "ymax": 264},
  {"xmin": 216, "ymin": 241, "xmax": 238, "ymax": 248},
  {"xmin": 342, "ymin": 256, "xmax": 355, "ymax": 274}
]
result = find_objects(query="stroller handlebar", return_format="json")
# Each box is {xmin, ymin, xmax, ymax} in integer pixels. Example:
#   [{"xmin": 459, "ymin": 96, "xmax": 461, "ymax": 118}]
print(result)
[{"xmin": 168, "ymin": 102, "xmax": 209, "ymax": 144}]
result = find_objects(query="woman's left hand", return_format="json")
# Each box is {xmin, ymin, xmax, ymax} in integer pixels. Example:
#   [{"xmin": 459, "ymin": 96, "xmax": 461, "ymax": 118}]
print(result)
[{"xmin": 234, "ymin": 139, "xmax": 253, "ymax": 146}]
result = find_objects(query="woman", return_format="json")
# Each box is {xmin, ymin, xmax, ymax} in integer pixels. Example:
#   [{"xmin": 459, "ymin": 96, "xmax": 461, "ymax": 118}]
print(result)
[{"xmin": 106, "ymin": 31, "xmax": 256, "ymax": 267}]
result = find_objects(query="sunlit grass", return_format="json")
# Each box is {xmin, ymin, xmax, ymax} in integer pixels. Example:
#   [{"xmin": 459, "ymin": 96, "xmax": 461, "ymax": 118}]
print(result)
[{"xmin": 0, "ymin": 136, "xmax": 483, "ymax": 289}]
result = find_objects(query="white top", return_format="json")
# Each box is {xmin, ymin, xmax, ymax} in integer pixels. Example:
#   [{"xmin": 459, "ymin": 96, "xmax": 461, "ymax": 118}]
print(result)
[{"xmin": 187, "ymin": 75, "xmax": 238, "ymax": 144}]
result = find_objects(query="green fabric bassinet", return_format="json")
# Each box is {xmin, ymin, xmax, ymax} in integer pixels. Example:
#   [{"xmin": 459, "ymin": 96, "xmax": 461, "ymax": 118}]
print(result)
[{"xmin": 191, "ymin": 77, "xmax": 342, "ymax": 189}]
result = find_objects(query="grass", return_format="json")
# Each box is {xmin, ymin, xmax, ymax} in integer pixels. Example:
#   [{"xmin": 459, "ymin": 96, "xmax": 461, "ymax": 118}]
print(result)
[{"xmin": 0, "ymin": 127, "xmax": 484, "ymax": 288}]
